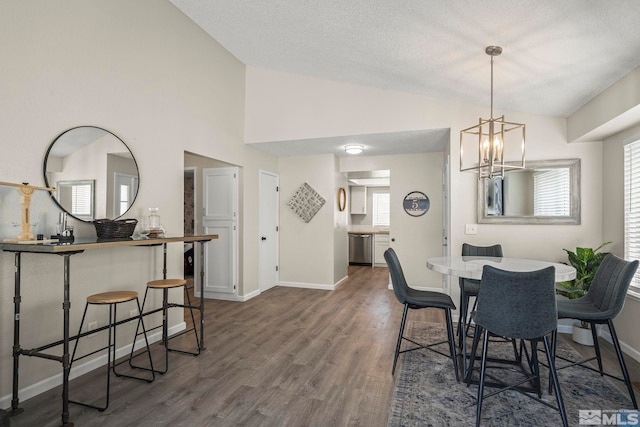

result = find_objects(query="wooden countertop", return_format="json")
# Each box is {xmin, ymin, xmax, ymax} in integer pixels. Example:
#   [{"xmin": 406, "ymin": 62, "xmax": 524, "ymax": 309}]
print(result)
[{"xmin": 0, "ymin": 234, "xmax": 218, "ymax": 253}]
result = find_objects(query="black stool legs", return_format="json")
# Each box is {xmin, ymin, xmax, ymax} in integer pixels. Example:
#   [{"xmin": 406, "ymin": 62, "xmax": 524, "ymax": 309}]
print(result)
[
  {"xmin": 70, "ymin": 294, "xmax": 154, "ymax": 411},
  {"xmin": 130, "ymin": 279, "xmax": 201, "ymax": 375}
]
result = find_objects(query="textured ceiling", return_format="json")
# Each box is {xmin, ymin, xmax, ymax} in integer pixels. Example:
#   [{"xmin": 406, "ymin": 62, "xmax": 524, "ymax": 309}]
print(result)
[{"xmin": 170, "ymin": 0, "xmax": 640, "ymax": 156}]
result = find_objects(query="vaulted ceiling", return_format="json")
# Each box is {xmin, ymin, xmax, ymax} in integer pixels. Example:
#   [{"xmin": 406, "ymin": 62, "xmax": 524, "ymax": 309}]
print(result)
[{"xmin": 170, "ymin": 0, "xmax": 640, "ymax": 156}]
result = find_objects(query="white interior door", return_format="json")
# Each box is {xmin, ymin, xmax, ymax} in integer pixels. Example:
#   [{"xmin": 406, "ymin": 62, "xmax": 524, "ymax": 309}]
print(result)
[
  {"xmin": 202, "ymin": 167, "xmax": 238, "ymax": 297},
  {"xmin": 259, "ymin": 170, "xmax": 279, "ymax": 292}
]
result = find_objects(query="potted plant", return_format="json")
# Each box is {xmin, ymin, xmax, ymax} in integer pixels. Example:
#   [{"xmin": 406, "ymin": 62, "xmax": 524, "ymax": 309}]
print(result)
[{"xmin": 556, "ymin": 242, "xmax": 611, "ymax": 345}]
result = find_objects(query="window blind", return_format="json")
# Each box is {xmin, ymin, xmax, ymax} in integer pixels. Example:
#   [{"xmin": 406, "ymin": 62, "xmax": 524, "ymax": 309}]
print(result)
[
  {"xmin": 533, "ymin": 168, "xmax": 570, "ymax": 216},
  {"xmin": 372, "ymin": 192, "xmax": 390, "ymax": 226},
  {"xmin": 71, "ymin": 184, "xmax": 92, "ymax": 217},
  {"xmin": 624, "ymin": 139, "xmax": 640, "ymax": 294}
]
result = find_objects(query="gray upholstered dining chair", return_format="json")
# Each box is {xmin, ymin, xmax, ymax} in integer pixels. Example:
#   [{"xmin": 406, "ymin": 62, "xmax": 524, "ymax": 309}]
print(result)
[
  {"xmin": 384, "ymin": 248, "xmax": 459, "ymax": 380},
  {"xmin": 467, "ymin": 265, "xmax": 567, "ymax": 427},
  {"xmin": 552, "ymin": 253, "xmax": 639, "ymax": 409},
  {"xmin": 458, "ymin": 243, "xmax": 503, "ymax": 347}
]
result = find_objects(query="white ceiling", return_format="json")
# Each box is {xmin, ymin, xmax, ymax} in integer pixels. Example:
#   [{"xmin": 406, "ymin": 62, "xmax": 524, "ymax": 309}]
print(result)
[{"xmin": 170, "ymin": 0, "xmax": 640, "ymax": 157}]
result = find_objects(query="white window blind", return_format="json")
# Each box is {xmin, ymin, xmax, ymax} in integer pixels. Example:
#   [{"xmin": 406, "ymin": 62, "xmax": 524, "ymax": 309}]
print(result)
[
  {"xmin": 71, "ymin": 184, "xmax": 92, "ymax": 217},
  {"xmin": 533, "ymin": 168, "xmax": 570, "ymax": 216},
  {"xmin": 372, "ymin": 192, "xmax": 390, "ymax": 227},
  {"xmin": 624, "ymin": 139, "xmax": 640, "ymax": 294}
]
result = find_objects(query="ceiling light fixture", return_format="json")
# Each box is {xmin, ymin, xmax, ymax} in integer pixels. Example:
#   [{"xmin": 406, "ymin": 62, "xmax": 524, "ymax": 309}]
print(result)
[
  {"xmin": 345, "ymin": 145, "xmax": 364, "ymax": 155},
  {"xmin": 460, "ymin": 46, "xmax": 525, "ymax": 179}
]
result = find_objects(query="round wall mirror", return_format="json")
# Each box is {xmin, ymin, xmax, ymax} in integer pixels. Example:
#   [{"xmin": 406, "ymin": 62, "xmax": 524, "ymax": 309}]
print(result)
[
  {"xmin": 43, "ymin": 126, "xmax": 140, "ymax": 222},
  {"xmin": 338, "ymin": 187, "xmax": 346, "ymax": 211}
]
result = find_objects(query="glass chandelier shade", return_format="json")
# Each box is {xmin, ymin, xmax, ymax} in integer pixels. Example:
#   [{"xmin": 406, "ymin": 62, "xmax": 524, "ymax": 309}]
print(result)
[{"xmin": 460, "ymin": 46, "xmax": 525, "ymax": 179}]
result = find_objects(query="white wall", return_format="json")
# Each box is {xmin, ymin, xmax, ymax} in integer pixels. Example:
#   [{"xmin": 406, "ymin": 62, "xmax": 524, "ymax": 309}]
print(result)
[
  {"xmin": 333, "ymin": 157, "xmax": 349, "ymax": 284},
  {"xmin": 278, "ymin": 154, "xmax": 337, "ymax": 286},
  {"xmin": 244, "ymin": 67, "xmax": 604, "ymax": 293},
  {"xmin": 602, "ymin": 122, "xmax": 640, "ymax": 356},
  {"xmin": 341, "ymin": 153, "xmax": 444, "ymax": 288},
  {"xmin": 0, "ymin": 0, "xmax": 276, "ymax": 403}
]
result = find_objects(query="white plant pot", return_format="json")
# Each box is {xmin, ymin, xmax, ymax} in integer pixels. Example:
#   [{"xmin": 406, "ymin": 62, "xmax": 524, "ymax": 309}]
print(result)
[{"xmin": 572, "ymin": 323, "xmax": 594, "ymax": 346}]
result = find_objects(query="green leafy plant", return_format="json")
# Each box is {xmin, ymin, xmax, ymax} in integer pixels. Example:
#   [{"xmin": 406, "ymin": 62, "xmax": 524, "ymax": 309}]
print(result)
[{"xmin": 556, "ymin": 242, "xmax": 611, "ymax": 300}]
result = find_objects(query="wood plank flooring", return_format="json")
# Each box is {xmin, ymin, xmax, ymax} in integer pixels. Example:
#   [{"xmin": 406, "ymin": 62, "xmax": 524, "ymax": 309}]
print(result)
[{"xmin": 8, "ymin": 265, "xmax": 640, "ymax": 426}]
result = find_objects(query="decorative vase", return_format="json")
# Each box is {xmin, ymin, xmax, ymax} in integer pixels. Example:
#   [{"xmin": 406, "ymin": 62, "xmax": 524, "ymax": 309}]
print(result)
[{"xmin": 572, "ymin": 323, "xmax": 594, "ymax": 346}]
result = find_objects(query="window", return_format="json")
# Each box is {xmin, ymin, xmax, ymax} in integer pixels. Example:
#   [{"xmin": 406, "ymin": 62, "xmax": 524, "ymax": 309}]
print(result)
[
  {"xmin": 56, "ymin": 180, "xmax": 94, "ymax": 221},
  {"xmin": 533, "ymin": 168, "xmax": 570, "ymax": 216},
  {"xmin": 624, "ymin": 138, "xmax": 640, "ymax": 295},
  {"xmin": 373, "ymin": 192, "xmax": 390, "ymax": 226}
]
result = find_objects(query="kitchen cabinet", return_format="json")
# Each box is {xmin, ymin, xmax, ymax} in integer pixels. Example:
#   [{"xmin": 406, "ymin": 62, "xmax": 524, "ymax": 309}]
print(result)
[
  {"xmin": 374, "ymin": 234, "xmax": 390, "ymax": 266},
  {"xmin": 350, "ymin": 186, "xmax": 367, "ymax": 214}
]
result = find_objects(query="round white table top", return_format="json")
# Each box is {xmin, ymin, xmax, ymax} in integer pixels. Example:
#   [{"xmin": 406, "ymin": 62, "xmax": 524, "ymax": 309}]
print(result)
[{"xmin": 427, "ymin": 256, "xmax": 576, "ymax": 282}]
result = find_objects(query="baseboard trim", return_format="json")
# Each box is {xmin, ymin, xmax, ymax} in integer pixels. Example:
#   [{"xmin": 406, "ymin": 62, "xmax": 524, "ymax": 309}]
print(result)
[
  {"xmin": 0, "ymin": 322, "xmax": 186, "ymax": 409},
  {"xmin": 278, "ymin": 281, "xmax": 334, "ymax": 291}
]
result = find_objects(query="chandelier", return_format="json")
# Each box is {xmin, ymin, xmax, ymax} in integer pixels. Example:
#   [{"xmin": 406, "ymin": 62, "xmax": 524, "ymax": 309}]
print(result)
[{"xmin": 460, "ymin": 46, "xmax": 525, "ymax": 179}]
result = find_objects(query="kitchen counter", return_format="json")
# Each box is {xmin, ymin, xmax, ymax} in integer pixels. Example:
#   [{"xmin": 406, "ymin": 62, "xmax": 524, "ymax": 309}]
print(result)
[{"xmin": 347, "ymin": 230, "xmax": 389, "ymax": 235}]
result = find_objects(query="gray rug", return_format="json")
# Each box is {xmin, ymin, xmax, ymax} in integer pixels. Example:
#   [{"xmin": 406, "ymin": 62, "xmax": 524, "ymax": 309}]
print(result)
[{"xmin": 388, "ymin": 321, "xmax": 635, "ymax": 427}]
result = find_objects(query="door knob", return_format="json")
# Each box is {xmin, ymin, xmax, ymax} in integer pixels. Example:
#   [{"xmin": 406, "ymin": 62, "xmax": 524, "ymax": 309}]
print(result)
[{"xmin": 261, "ymin": 236, "xmax": 267, "ymax": 241}]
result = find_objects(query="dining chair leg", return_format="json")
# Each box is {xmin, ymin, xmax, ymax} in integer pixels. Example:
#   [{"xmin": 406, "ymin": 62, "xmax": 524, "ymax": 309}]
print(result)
[
  {"xmin": 543, "ymin": 334, "xmax": 568, "ymax": 427},
  {"xmin": 530, "ymin": 340, "xmax": 542, "ymax": 398},
  {"xmin": 607, "ymin": 319, "xmax": 639, "ymax": 409},
  {"xmin": 590, "ymin": 323, "xmax": 604, "ymax": 375},
  {"xmin": 457, "ymin": 290, "xmax": 468, "ymax": 349},
  {"xmin": 466, "ymin": 323, "xmax": 483, "ymax": 385},
  {"xmin": 548, "ymin": 329, "xmax": 558, "ymax": 395},
  {"xmin": 475, "ymin": 330, "xmax": 490, "ymax": 427},
  {"xmin": 463, "ymin": 298, "xmax": 478, "ymax": 343},
  {"xmin": 392, "ymin": 304, "xmax": 409, "ymax": 375},
  {"xmin": 445, "ymin": 308, "xmax": 460, "ymax": 382}
]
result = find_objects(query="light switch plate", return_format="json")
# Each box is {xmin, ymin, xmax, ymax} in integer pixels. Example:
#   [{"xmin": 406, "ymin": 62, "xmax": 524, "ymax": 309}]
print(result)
[{"xmin": 465, "ymin": 224, "xmax": 478, "ymax": 235}]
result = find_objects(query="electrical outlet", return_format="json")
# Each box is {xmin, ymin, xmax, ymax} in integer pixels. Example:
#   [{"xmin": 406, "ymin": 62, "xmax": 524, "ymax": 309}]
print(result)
[
  {"xmin": 465, "ymin": 224, "xmax": 478, "ymax": 235},
  {"xmin": 87, "ymin": 321, "xmax": 98, "ymax": 332}
]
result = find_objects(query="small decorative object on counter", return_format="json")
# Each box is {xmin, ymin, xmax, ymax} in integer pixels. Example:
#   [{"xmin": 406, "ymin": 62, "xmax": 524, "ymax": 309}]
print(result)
[
  {"xmin": 144, "ymin": 207, "xmax": 165, "ymax": 238},
  {"xmin": 93, "ymin": 218, "xmax": 138, "ymax": 240},
  {"xmin": 147, "ymin": 207, "xmax": 164, "ymax": 237},
  {"xmin": 149, "ymin": 207, "xmax": 160, "ymax": 229},
  {"xmin": 52, "ymin": 212, "xmax": 74, "ymax": 242},
  {"xmin": 0, "ymin": 181, "xmax": 56, "ymax": 242}
]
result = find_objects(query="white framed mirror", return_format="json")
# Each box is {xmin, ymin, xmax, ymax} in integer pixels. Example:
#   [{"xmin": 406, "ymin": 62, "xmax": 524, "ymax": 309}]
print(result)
[
  {"xmin": 43, "ymin": 126, "xmax": 139, "ymax": 222},
  {"xmin": 477, "ymin": 158, "xmax": 580, "ymax": 224}
]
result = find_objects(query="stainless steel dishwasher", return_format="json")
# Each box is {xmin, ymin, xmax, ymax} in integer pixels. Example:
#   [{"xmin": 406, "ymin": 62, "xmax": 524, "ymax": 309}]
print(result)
[{"xmin": 349, "ymin": 233, "xmax": 372, "ymax": 265}]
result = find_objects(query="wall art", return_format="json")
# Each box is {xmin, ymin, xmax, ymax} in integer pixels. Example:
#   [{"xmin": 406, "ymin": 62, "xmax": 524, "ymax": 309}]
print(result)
[{"xmin": 287, "ymin": 182, "xmax": 326, "ymax": 223}]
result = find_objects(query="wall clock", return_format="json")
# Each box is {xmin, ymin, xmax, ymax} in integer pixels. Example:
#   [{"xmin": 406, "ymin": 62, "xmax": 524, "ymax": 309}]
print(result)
[{"xmin": 403, "ymin": 191, "xmax": 430, "ymax": 217}]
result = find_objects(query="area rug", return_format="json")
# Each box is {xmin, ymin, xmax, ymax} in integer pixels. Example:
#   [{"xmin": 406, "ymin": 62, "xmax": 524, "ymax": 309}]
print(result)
[{"xmin": 388, "ymin": 321, "xmax": 635, "ymax": 427}]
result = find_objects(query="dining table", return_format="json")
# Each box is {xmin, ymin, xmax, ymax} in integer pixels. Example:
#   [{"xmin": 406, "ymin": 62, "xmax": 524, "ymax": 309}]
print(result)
[{"xmin": 426, "ymin": 255, "xmax": 577, "ymax": 380}]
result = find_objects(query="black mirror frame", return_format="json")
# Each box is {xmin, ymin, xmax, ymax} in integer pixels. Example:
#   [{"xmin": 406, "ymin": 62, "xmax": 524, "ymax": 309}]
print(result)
[{"xmin": 43, "ymin": 126, "xmax": 140, "ymax": 222}]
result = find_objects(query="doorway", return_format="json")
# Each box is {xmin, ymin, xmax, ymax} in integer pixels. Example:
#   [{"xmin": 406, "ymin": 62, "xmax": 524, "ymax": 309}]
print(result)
[{"xmin": 184, "ymin": 152, "xmax": 239, "ymax": 300}]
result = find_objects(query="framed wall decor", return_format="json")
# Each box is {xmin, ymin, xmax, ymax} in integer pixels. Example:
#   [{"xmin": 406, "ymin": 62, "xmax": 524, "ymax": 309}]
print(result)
[
  {"xmin": 287, "ymin": 182, "xmax": 326, "ymax": 223},
  {"xmin": 403, "ymin": 191, "xmax": 430, "ymax": 217},
  {"xmin": 338, "ymin": 187, "xmax": 346, "ymax": 211}
]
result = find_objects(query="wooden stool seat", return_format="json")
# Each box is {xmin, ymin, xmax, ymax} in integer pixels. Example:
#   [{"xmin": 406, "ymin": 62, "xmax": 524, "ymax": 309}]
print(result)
[
  {"xmin": 147, "ymin": 279, "xmax": 187, "ymax": 289},
  {"xmin": 87, "ymin": 291, "xmax": 138, "ymax": 305}
]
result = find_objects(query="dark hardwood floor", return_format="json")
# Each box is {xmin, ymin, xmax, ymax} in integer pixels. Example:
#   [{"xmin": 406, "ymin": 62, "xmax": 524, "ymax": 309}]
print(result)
[{"xmin": 8, "ymin": 266, "xmax": 640, "ymax": 426}]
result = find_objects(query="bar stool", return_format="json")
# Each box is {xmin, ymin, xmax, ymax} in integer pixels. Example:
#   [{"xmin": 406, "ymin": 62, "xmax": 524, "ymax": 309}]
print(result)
[
  {"xmin": 70, "ymin": 290, "xmax": 154, "ymax": 411},
  {"xmin": 131, "ymin": 278, "xmax": 200, "ymax": 374}
]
